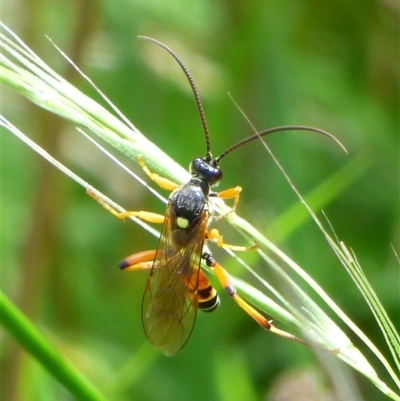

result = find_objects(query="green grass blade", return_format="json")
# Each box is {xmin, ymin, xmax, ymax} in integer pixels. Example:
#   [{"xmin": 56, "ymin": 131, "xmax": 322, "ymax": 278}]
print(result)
[
  {"xmin": 1, "ymin": 291, "xmax": 109, "ymax": 401},
  {"xmin": 270, "ymin": 154, "xmax": 371, "ymax": 241},
  {"xmin": 337, "ymin": 242, "xmax": 400, "ymax": 382}
]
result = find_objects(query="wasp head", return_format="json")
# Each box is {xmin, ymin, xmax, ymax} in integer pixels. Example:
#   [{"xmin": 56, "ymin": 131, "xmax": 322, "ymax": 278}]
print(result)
[{"xmin": 190, "ymin": 157, "xmax": 223, "ymax": 187}]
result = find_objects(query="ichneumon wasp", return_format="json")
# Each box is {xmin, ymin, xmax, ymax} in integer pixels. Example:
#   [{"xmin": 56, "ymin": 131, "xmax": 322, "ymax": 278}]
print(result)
[{"xmin": 89, "ymin": 36, "xmax": 344, "ymax": 356}]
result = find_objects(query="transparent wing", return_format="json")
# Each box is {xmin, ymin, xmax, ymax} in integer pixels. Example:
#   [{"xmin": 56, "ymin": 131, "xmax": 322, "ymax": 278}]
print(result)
[{"xmin": 142, "ymin": 202, "xmax": 208, "ymax": 356}]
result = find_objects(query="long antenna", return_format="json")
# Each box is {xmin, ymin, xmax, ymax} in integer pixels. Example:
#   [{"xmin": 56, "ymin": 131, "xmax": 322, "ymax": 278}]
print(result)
[
  {"xmin": 215, "ymin": 125, "xmax": 347, "ymax": 163},
  {"xmin": 138, "ymin": 36, "xmax": 212, "ymax": 159}
]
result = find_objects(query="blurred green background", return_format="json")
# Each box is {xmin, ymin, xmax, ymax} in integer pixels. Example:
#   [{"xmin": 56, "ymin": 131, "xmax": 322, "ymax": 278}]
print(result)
[{"xmin": 2, "ymin": 0, "xmax": 399, "ymax": 400}]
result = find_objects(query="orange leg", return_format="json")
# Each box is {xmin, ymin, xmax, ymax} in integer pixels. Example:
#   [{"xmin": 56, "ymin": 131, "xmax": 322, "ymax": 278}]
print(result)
[
  {"xmin": 211, "ymin": 186, "xmax": 242, "ymax": 219},
  {"xmin": 207, "ymin": 228, "xmax": 258, "ymax": 251},
  {"xmin": 202, "ymin": 251, "xmax": 308, "ymax": 346},
  {"xmin": 118, "ymin": 250, "xmax": 162, "ymax": 271},
  {"xmin": 117, "ymin": 211, "xmax": 164, "ymax": 223},
  {"xmin": 87, "ymin": 188, "xmax": 165, "ymax": 223},
  {"xmin": 87, "ymin": 155, "xmax": 180, "ymax": 223},
  {"xmin": 137, "ymin": 155, "xmax": 179, "ymax": 191}
]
